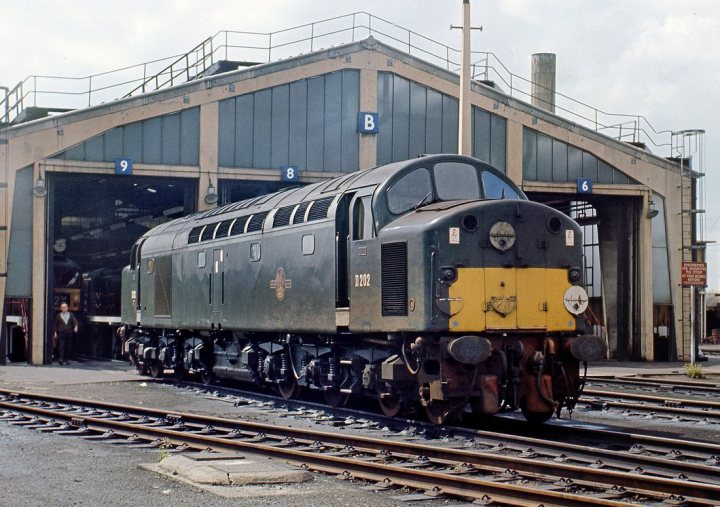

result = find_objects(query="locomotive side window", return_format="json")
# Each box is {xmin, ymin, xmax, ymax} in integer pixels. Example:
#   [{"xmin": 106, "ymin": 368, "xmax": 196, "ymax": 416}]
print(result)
[
  {"xmin": 434, "ymin": 162, "xmax": 480, "ymax": 200},
  {"xmin": 302, "ymin": 234, "xmax": 315, "ymax": 255},
  {"xmin": 250, "ymin": 242, "xmax": 261, "ymax": 262},
  {"xmin": 481, "ymin": 171, "xmax": 521, "ymax": 200},
  {"xmin": 197, "ymin": 251, "xmax": 206, "ymax": 269},
  {"xmin": 352, "ymin": 196, "xmax": 375, "ymax": 240},
  {"xmin": 387, "ymin": 167, "xmax": 432, "ymax": 214},
  {"xmin": 146, "ymin": 258, "xmax": 155, "ymax": 274}
]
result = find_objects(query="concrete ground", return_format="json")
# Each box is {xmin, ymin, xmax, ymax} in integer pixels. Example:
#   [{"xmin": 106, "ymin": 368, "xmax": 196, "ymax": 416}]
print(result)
[
  {"xmin": 587, "ymin": 355, "xmax": 720, "ymax": 378},
  {"xmin": 0, "ymin": 360, "xmax": 460, "ymax": 507},
  {"xmin": 0, "ymin": 356, "xmax": 718, "ymax": 506}
]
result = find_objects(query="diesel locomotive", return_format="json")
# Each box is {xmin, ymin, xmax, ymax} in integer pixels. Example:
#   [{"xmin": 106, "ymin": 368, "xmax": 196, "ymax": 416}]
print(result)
[{"xmin": 120, "ymin": 154, "xmax": 606, "ymax": 424}]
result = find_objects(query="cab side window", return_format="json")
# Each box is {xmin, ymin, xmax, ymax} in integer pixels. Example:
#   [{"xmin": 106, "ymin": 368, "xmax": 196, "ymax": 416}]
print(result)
[
  {"xmin": 387, "ymin": 167, "xmax": 432, "ymax": 215},
  {"xmin": 352, "ymin": 196, "xmax": 375, "ymax": 240},
  {"xmin": 481, "ymin": 171, "xmax": 521, "ymax": 200}
]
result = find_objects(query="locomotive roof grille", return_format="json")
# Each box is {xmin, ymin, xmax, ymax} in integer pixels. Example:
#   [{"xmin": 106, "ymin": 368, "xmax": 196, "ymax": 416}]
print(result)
[
  {"xmin": 187, "ymin": 225, "xmax": 204, "ymax": 244},
  {"xmin": 293, "ymin": 202, "xmax": 310, "ymax": 224},
  {"xmin": 306, "ymin": 197, "xmax": 334, "ymax": 221},
  {"xmin": 230, "ymin": 215, "xmax": 251, "ymax": 236},
  {"xmin": 201, "ymin": 223, "xmax": 219, "ymax": 242},
  {"xmin": 273, "ymin": 205, "xmax": 295, "ymax": 228},
  {"xmin": 247, "ymin": 212, "xmax": 268, "ymax": 232},
  {"xmin": 215, "ymin": 219, "xmax": 235, "ymax": 238}
]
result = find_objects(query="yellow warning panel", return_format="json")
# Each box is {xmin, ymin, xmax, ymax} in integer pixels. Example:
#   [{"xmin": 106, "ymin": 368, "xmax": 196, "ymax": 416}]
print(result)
[
  {"xmin": 448, "ymin": 268, "xmax": 485, "ymax": 332},
  {"xmin": 447, "ymin": 267, "xmax": 575, "ymax": 332},
  {"xmin": 484, "ymin": 268, "xmax": 517, "ymax": 330},
  {"xmin": 516, "ymin": 269, "xmax": 547, "ymax": 329}
]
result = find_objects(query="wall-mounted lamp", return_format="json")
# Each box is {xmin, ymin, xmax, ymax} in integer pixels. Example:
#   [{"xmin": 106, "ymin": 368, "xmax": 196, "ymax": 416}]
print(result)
[
  {"xmin": 32, "ymin": 169, "xmax": 47, "ymax": 197},
  {"xmin": 204, "ymin": 173, "xmax": 218, "ymax": 205},
  {"xmin": 646, "ymin": 198, "xmax": 659, "ymax": 219}
]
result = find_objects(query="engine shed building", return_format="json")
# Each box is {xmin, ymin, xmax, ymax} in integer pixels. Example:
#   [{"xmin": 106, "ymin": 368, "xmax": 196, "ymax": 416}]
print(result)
[{"xmin": 0, "ymin": 16, "xmax": 705, "ymax": 365}]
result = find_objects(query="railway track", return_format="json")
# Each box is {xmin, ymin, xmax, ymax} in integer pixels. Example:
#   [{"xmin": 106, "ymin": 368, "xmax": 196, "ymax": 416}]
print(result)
[
  {"xmin": 582, "ymin": 377, "xmax": 720, "ymax": 422},
  {"xmin": 1, "ymin": 388, "xmax": 719, "ymax": 505},
  {"xmin": 172, "ymin": 379, "xmax": 720, "ymax": 457},
  {"xmin": 586, "ymin": 377, "xmax": 720, "ymax": 396}
]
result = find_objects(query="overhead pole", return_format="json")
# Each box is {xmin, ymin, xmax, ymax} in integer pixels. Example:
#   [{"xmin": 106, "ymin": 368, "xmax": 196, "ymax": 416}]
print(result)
[
  {"xmin": 452, "ymin": 0, "xmax": 482, "ymax": 156},
  {"xmin": 458, "ymin": 0, "xmax": 472, "ymax": 155}
]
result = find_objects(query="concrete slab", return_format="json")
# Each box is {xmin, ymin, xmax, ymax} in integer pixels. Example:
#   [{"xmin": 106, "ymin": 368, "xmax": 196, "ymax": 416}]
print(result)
[
  {"xmin": 141, "ymin": 461, "xmax": 318, "ymax": 500},
  {"xmin": 156, "ymin": 452, "xmax": 313, "ymax": 485},
  {"xmin": 140, "ymin": 451, "xmax": 313, "ymax": 500}
]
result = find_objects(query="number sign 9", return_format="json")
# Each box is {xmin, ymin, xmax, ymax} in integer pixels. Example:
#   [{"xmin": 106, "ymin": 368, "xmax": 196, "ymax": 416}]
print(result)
[{"xmin": 115, "ymin": 158, "xmax": 133, "ymax": 175}]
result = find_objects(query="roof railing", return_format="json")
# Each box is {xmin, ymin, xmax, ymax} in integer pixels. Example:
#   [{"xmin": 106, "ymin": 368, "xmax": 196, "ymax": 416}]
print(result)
[{"xmin": 0, "ymin": 11, "xmax": 674, "ymax": 154}]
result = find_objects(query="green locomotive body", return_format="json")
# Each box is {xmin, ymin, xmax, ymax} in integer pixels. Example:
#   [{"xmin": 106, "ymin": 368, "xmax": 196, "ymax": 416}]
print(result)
[{"xmin": 121, "ymin": 154, "xmax": 605, "ymax": 423}]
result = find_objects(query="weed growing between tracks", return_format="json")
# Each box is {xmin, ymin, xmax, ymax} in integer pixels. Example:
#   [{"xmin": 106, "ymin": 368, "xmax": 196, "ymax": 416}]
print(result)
[{"xmin": 685, "ymin": 363, "xmax": 705, "ymax": 379}]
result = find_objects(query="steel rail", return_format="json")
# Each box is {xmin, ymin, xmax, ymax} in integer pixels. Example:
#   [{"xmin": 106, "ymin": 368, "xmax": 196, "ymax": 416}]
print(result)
[
  {"xmin": 169, "ymin": 380, "xmax": 720, "ymax": 456},
  {"xmin": 587, "ymin": 377, "xmax": 720, "ymax": 392},
  {"xmin": 3, "ymin": 387, "xmax": 719, "ymax": 479},
  {"xmin": 1, "ymin": 391, "xmax": 719, "ymax": 503},
  {"xmin": 0, "ymin": 403, "xmax": 700, "ymax": 506},
  {"xmin": 583, "ymin": 388, "xmax": 720, "ymax": 411}
]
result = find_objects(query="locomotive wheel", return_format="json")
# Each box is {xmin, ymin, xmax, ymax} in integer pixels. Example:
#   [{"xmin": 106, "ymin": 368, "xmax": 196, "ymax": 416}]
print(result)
[
  {"xmin": 200, "ymin": 369, "xmax": 215, "ymax": 385},
  {"xmin": 129, "ymin": 353, "xmax": 145, "ymax": 374},
  {"xmin": 173, "ymin": 366, "xmax": 186, "ymax": 381},
  {"xmin": 323, "ymin": 389, "xmax": 349, "ymax": 408},
  {"xmin": 378, "ymin": 395, "xmax": 402, "ymax": 417},
  {"xmin": 425, "ymin": 400, "xmax": 455, "ymax": 425},
  {"xmin": 520, "ymin": 405, "xmax": 554, "ymax": 424},
  {"xmin": 277, "ymin": 379, "xmax": 301, "ymax": 399},
  {"xmin": 148, "ymin": 360, "xmax": 164, "ymax": 379}
]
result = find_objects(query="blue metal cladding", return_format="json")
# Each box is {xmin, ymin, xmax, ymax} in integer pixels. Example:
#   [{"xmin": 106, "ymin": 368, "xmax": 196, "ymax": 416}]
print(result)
[
  {"xmin": 235, "ymin": 94, "xmax": 254, "ymax": 168},
  {"xmin": 143, "ymin": 117, "xmax": 162, "ymax": 163},
  {"xmin": 441, "ymin": 95, "xmax": 458, "ymax": 154},
  {"xmin": 522, "ymin": 127, "xmax": 638, "ymax": 185},
  {"xmin": 5, "ymin": 166, "xmax": 33, "ymax": 297},
  {"xmin": 55, "ymin": 108, "xmax": 200, "ymax": 166},
  {"xmin": 306, "ymin": 76, "xmax": 325, "ymax": 171},
  {"xmin": 324, "ymin": 72, "xmax": 342, "ymax": 170},
  {"xmin": 340, "ymin": 71, "xmax": 359, "ymax": 170},
  {"xmin": 289, "ymin": 80, "xmax": 308, "ymax": 169},
  {"xmin": 218, "ymin": 69, "xmax": 360, "ymax": 173},
  {"xmin": 408, "ymin": 83, "xmax": 426, "ymax": 159},
  {"xmin": 377, "ymin": 72, "xmax": 506, "ymax": 171},
  {"xmin": 471, "ymin": 108, "xmax": 507, "ymax": 172},
  {"xmin": 425, "ymin": 88, "xmax": 443, "ymax": 155},
  {"xmin": 489, "ymin": 114, "xmax": 507, "ymax": 171},
  {"xmin": 162, "ymin": 113, "xmax": 181, "ymax": 165},
  {"xmin": 271, "ymin": 85, "xmax": 290, "ymax": 169},
  {"xmin": 253, "ymin": 89, "xmax": 272, "ymax": 168}
]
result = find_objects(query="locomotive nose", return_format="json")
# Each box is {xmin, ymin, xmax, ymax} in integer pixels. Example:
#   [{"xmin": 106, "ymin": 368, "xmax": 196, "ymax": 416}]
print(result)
[{"xmin": 447, "ymin": 335, "xmax": 492, "ymax": 365}]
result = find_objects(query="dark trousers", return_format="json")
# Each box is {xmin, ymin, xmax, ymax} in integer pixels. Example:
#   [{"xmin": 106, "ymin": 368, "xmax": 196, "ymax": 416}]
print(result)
[{"xmin": 57, "ymin": 332, "xmax": 72, "ymax": 362}]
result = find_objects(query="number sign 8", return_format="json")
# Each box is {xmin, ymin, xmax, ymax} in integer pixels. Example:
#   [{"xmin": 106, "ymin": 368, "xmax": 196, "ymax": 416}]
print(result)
[{"xmin": 281, "ymin": 165, "xmax": 299, "ymax": 182}]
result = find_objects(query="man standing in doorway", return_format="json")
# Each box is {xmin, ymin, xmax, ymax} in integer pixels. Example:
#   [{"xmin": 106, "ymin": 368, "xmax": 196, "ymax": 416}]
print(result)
[{"xmin": 53, "ymin": 303, "xmax": 78, "ymax": 365}]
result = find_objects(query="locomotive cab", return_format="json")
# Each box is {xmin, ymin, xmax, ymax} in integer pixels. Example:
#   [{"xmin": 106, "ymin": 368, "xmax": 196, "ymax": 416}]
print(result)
[{"xmin": 348, "ymin": 156, "xmax": 604, "ymax": 422}]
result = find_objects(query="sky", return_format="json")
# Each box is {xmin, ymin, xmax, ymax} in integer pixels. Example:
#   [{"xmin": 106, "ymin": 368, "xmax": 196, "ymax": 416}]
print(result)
[{"xmin": 2, "ymin": 0, "xmax": 719, "ymax": 285}]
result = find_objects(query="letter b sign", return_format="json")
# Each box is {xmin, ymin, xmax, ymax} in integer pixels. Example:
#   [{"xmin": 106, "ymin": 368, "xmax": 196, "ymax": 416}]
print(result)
[{"xmin": 358, "ymin": 112, "xmax": 379, "ymax": 134}]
